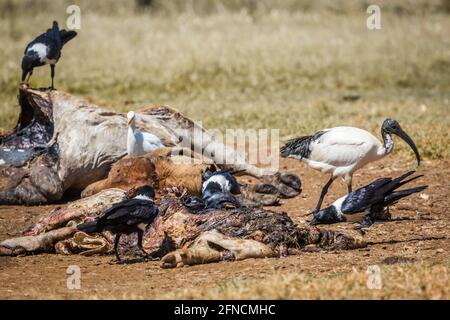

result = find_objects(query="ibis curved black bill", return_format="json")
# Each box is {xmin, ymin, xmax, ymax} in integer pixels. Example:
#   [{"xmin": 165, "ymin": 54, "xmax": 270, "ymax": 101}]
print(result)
[{"xmin": 395, "ymin": 128, "xmax": 421, "ymax": 166}]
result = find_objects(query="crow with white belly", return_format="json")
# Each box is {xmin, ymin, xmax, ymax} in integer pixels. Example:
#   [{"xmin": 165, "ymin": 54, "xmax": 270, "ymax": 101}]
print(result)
[
  {"xmin": 309, "ymin": 171, "xmax": 427, "ymax": 228},
  {"xmin": 21, "ymin": 21, "xmax": 77, "ymax": 89}
]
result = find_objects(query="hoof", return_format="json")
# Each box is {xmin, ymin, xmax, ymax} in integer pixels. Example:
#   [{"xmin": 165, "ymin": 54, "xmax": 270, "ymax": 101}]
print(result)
[
  {"xmin": 279, "ymin": 172, "xmax": 301, "ymax": 192},
  {"xmin": 255, "ymin": 183, "xmax": 278, "ymax": 194}
]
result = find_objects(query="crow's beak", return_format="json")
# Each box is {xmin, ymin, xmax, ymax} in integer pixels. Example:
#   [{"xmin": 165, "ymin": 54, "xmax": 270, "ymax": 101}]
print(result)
[
  {"xmin": 21, "ymin": 70, "xmax": 28, "ymax": 83},
  {"xmin": 308, "ymin": 218, "xmax": 320, "ymax": 225},
  {"xmin": 394, "ymin": 127, "xmax": 421, "ymax": 166}
]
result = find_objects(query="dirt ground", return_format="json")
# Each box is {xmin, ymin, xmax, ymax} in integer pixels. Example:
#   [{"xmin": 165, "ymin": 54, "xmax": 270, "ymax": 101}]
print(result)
[{"xmin": 0, "ymin": 157, "xmax": 448, "ymax": 299}]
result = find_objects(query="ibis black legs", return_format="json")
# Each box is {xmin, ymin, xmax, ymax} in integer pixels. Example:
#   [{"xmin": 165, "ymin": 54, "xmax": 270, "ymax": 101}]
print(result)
[
  {"xmin": 313, "ymin": 176, "xmax": 335, "ymax": 213},
  {"xmin": 345, "ymin": 174, "xmax": 353, "ymax": 193},
  {"xmin": 50, "ymin": 64, "xmax": 55, "ymax": 90}
]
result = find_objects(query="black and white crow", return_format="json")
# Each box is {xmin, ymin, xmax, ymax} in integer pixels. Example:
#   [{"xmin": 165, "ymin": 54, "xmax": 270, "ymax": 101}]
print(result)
[
  {"xmin": 202, "ymin": 170, "xmax": 240, "ymax": 199},
  {"xmin": 309, "ymin": 171, "xmax": 427, "ymax": 228},
  {"xmin": 77, "ymin": 185, "xmax": 158, "ymax": 262},
  {"xmin": 21, "ymin": 21, "xmax": 77, "ymax": 89},
  {"xmin": 183, "ymin": 170, "xmax": 241, "ymax": 213}
]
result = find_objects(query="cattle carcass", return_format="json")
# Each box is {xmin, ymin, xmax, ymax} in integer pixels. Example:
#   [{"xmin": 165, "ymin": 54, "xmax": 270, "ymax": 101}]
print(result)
[
  {"xmin": 80, "ymin": 147, "xmax": 301, "ymax": 206},
  {"xmin": 0, "ymin": 87, "xmax": 280, "ymax": 205},
  {"xmin": 0, "ymin": 188, "xmax": 366, "ymax": 268}
]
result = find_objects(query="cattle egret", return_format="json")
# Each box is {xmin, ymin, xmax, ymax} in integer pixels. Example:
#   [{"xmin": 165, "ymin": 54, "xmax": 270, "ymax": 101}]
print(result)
[
  {"xmin": 77, "ymin": 185, "xmax": 158, "ymax": 262},
  {"xmin": 22, "ymin": 21, "xmax": 77, "ymax": 89},
  {"xmin": 309, "ymin": 171, "xmax": 426, "ymax": 228},
  {"xmin": 127, "ymin": 111, "xmax": 164, "ymax": 156},
  {"xmin": 281, "ymin": 119, "xmax": 420, "ymax": 213}
]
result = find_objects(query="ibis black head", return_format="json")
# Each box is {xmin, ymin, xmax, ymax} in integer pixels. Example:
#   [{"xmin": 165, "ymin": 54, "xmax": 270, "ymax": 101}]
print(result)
[
  {"xmin": 134, "ymin": 185, "xmax": 155, "ymax": 200},
  {"xmin": 382, "ymin": 118, "xmax": 421, "ymax": 166}
]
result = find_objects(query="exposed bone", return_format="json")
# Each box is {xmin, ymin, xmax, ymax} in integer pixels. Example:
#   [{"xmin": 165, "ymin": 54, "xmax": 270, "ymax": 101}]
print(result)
[
  {"xmin": 0, "ymin": 88, "xmax": 276, "ymax": 205},
  {"xmin": 23, "ymin": 188, "xmax": 127, "ymax": 236},
  {"xmin": 160, "ymin": 229, "xmax": 276, "ymax": 268},
  {"xmin": 55, "ymin": 231, "xmax": 111, "ymax": 256},
  {"xmin": 0, "ymin": 226, "xmax": 76, "ymax": 256}
]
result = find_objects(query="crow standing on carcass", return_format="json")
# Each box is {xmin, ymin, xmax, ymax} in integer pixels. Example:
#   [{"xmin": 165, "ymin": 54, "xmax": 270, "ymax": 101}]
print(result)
[
  {"xmin": 77, "ymin": 185, "xmax": 158, "ymax": 262},
  {"xmin": 309, "ymin": 171, "xmax": 427, "ymax": 229},
  {"xmin": 21, "ymin": 21, "xmax": 77, "ymax": 89}
]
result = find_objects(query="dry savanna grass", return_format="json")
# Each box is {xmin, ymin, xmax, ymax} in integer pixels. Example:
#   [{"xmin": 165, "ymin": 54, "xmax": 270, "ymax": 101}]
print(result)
[
  {"xmin": 161, "ymin": 262, "xmax": 450, "ymax": 300},
  {"xmin": 33, "ymin": 261, "xmax": 449, "ymax": 300},
  {"xmin": 0, "ymin": 0, "xmax": 449, "ymax": 161}
]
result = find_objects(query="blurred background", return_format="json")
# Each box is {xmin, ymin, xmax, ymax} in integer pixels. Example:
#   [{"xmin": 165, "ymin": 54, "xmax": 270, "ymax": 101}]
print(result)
[{"xmin": 0, "ymin": 0, "xmax": 449, "ymax": 160}]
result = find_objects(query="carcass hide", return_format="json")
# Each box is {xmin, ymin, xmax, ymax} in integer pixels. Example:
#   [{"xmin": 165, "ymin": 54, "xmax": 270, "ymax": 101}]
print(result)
[
  {"xmin": 0, "ymin": 188, "xmax": 366, "ymax": 268},
  {"xmin": 80, "ymin": 147, "xmax": 301, "ymax": 205},
  {"xmin": 0, "ymin": 87, "xmax": 277, "ymax": 205}
]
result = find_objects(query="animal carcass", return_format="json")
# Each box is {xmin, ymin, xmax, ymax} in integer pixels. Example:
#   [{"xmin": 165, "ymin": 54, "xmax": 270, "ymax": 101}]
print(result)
[
  {"xmin": 0, "ymin": 188, "xmax": 366, "ymax": 268},
  {"xmin": 0, "ymin": 87, "xmax": 279, "ymax": 205}
]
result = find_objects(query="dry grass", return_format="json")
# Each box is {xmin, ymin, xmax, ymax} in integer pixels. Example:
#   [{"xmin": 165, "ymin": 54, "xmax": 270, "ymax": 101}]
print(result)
[
  {"xmin": 0, "ymin": 1, "xmax": 449, "ymax": 161},
  {"xmin": 32, "ymin": 261, "xmax": 448, "ymax": 300},
  {"xmin": 160, "ymin": 262, "xmax": 450, "ymax": 300}
]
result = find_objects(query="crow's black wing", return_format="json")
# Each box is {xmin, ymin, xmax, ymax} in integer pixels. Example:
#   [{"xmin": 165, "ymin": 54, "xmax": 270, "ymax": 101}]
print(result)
[
  {"xmin": 104, "ymin": 200, "xmax": 158, "ymax": 227},
  {"xmin": 60, "ymin": 30, "xmax": 77, "ymax": 46},
  {"xmin": 41, "ymin": 21, "xmax": 61, "ymax": 59},
  {"xmin": 98, "ymin": 199, "xmax": 151, "ymax": 221},
  {"xmin": 222, "ymin": 171, "xmax": 240, "ymax": 194},
  {"xmin": 341, "ymin": 171, "xmax": 419, "ymax": 214},
  {"xmin": 341, "ymin": 177, "xmax": 392, "ymax": 214},
  {"xmin": 126, "ymin": 205, "xmax": 159, "ymax": 226}
]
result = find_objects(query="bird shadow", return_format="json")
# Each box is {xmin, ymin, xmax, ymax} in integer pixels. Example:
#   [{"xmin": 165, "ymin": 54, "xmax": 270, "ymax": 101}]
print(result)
[
  {"xmin": 109, "ymin": 255, "xmax": 161, "ymax": 265},
  {"xmin": 367, "ymin": 235, "xmax": 447, "ymax": 246}
]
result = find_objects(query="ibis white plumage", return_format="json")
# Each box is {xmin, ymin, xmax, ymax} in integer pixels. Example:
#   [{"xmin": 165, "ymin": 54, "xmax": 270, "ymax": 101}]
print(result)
[
  {"xmin": 281, "ymin": 119, "xmax": 421, "ymax": 213},
  {"xmin": 127, "ymin": 111, "xmax": 164, "ymax": 156}
]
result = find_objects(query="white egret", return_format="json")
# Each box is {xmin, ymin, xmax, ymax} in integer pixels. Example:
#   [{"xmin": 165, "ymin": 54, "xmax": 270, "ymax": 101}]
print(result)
[{"xmin": 127, "ymin": 111, "xmax": 164, "ymax": 156}]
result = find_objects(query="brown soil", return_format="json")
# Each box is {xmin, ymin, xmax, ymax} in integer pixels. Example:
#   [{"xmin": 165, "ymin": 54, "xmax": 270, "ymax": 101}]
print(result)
[{"xmin": 0, "ymin": 158, "xmax": 449, "ymax": 299}]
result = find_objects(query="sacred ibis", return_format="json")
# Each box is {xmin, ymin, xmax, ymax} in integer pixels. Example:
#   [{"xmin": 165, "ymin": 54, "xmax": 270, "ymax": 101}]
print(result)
[
  {"xmin": 309, "ymin": 171, "xmax": 427, "ymax": 228},
  {"xmin": 21, "ymin": 21, "xmax": 77, "ymax": 89},
  {"xmin": 77, "ymin": 185, "xmax": 158, "ymax": 262},
  {"xmin": 280, "ymin": 119, "xmax": 420, "ymax": 213},
  {"xmin": 127, "ymin": 111, "xmax": 164, "ymax": 156}
]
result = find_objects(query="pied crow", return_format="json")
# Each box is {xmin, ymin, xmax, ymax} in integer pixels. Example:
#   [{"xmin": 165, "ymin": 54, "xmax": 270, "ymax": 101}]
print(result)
[
  {"xmin": 202, "ymin": 170, "xmax": 240, "ymax": 199},
  {"xmin": 309, "ymin": 171, "xmax": 427, "ymax": 228},
  {"xmin": 22, "ymin": 21, "xmax": 77, "ymax": 89},
  {"xmin": 77, "ymin": 185, "xmax": 158, "ymax": 262}
]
